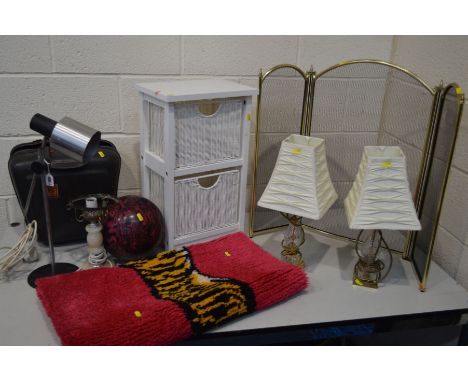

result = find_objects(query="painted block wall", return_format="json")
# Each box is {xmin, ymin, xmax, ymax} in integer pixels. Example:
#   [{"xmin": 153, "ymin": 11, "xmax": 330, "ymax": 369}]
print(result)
[{"xmin": 0, "ymin": 35, "xmax": 392, "ymax": 238}]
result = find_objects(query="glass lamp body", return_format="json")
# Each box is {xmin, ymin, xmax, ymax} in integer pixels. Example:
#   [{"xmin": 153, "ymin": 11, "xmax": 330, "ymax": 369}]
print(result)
[
  {"xmin": 281, "ymin": 215, "xmax": 305, "ymax": 268},
  {"xmin": 353, "ymin": 229, "xmax": 390, "ymax": 288}
]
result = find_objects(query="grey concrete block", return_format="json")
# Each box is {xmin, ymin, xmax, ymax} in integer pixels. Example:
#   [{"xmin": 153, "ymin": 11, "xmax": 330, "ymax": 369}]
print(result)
[
  {"xmin": 312, "ymin": 78, "xmax": 386, "ymax": 132},
  {"xmin": 0, "ymin": 36, "xmax": 52, "ymax": 73},
  {"xmin": 299, "ymin": 36, "xmax": 393, "ymax": 72},
  {"xmin": 250, "ymin": 183, "xmax": 284, "ymax": 232},
  {"xmin": 239, "ymin": 78, "xmax": 259, "ymax": 133},
  {"xmin": 432, "ymin": 91, "xmax": 461, "ymax": 165},
  {"xmin": 258, "ymin": 76, "xmax": 306, "ymax": 133},
  {"xmin": 438, "ymin": 168, "xmax": 468, "ymax": 245},
  {"xmin": 432, "ymin": 226, "xmax": 464, "ymax": 279},
  {"xmin": 184, "ymin": 36, "xmax": 298, "ymax": 75},
  {"xmin": 316, "ymin": 60, "xmax": 391, "ymax": 79},
  {"xmin": 392, "ymin": 36, "xmax": 468, "ymax": 92},
  {"xmin": 454, "ymin": 245, "xmax": 468, "ymax": 291},
  {"xmin": 119, "ymin": 76, "xmax": 181, "ymax": 134},
  {"xmin": 380, "ymin": 74, "xmax": 434, "ymax": 150},
  {"xmin": 0, "ymin": 137, "xmax": 35, "ymax": 196},
  {"xmin": 117, "ymin": 189, "xmax": 141, "ymax": 197},
  {"xmin": 0, "ymin": 199, "xmax": 8, "ymax": 239},
  {"xmin": 254, "ymin": 133, "xmax": 291, "ymax": 185},
  {"xmin": 247, "ymin": 133, "xmax": 255, "ymax": 186},
  {"xmin": 52, "ymin": 36, "xmax": 180, "ymax": 74},
  {"xmin": 379, "ymin": 132, "xmax": 423, "ymax": 195},
  {"xmin": 104, "ymin": 135, "xmax": 141, "ymax": 191},
  {"xmin": 421, "ymin": 156, "xmax": 449, "ymax": 219},
  {"xmin": 452, "ymin": 123, "xmax": 468, "ymax": 173},
  {"xmin": 0, "ymin": 76, "xmax": 120, "ymax": 136},
  {"xmin": 313, "ymin": 132, "xmax": 379, "ymax": 182},
  {"xmin": 302, "ymin": 181, "xmax": 354, "ymax": 240},
  {"xmin": 245, "ymin": 184, "xmax": 252, "ymax": 213}
]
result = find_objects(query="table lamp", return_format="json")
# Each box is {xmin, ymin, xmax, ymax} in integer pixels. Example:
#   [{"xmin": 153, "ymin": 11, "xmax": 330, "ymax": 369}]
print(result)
[
  {"xmin": 344, "ymin": 146, "xmax": 421, "ymax": 288},
  {"xmin": 66, "ymin": 194, "xmax": 118, "ymax": 269},
  {"xmin": 27, "ymin": 113, "xmax": 101, "ymax": 287},
  {"xmin": 258, "ymin": 134, "xmax": 338, "ymax": 267}
]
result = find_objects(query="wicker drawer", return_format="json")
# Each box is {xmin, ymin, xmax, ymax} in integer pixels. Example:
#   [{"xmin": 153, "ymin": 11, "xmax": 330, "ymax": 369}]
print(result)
[
  {"xmin": 174, "ymin": 169, "xmax": 240, "ymax": 238},
  {"xmin": 174, "ymin": 99, "xmax": 243, "ymax": 169}
]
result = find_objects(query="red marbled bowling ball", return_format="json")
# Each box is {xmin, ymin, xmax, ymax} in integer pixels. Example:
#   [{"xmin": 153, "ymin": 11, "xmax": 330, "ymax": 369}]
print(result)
[{"xmin": 103, "ymin": 195, "xmax": 165, "ymax": 262}]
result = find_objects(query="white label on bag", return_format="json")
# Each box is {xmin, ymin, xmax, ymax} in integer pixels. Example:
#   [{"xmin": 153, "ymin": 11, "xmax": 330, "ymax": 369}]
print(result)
[{"xmin": 45, "ymin": 173, "xmax": 55, "ymax": 187}]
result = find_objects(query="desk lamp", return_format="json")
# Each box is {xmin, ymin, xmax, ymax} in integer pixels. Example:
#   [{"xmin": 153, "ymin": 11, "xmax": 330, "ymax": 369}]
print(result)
[
  {"xmin": 27, "ymin": 113, "xmax": 101, "ymax": 287},
  {"xmin": 344, "ymin": 146, "xmax": 421, "ymax": 288},
  {"xmin": 258, "ymin": 134, "xmax": 337, "ymax": 267}
]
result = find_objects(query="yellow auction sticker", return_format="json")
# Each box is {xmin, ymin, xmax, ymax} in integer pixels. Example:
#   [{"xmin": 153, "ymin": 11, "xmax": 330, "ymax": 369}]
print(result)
[
  {"xmin": 98, "ymin": 151, "xmax": 105, "ymax": 158},
  {"xmin": 291, "ymin": 148, "xmax": 301, "ymax": 155},
  {"xmin": 136, "ymin": 213, "xmax": 144, "ymax": 222},
  {"xmin": 381, "ymin": 161, "xmax": 393, "ymax": 168}
]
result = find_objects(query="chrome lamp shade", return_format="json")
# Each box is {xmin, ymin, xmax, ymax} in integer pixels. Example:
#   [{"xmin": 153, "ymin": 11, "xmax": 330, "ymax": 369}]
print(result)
[
  {"xmin": 30, "ymin": 114, "xmax": 101, "ymax": 164},
  {"xmin": 258, "ymin": 134, "xmax": 337, "ymax": 220}
]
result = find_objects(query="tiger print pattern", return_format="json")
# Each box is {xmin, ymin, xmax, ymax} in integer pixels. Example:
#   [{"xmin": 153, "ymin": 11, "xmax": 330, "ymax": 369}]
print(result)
[{"xmin": 123, "ymin": 249, "xmax": 255, "ymax": 333}]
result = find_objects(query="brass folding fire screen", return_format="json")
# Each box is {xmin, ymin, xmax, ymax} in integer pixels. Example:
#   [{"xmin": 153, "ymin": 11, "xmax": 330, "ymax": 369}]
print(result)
[{"xmin": 248, "ymin": 60, "xmax": 464, "ymax": 291}]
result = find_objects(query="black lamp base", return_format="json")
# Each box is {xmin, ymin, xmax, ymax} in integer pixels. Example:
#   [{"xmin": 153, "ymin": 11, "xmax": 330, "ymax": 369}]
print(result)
[{"xmin": 27, "ymin": 263, "xmax": 79, "ymax": 288}]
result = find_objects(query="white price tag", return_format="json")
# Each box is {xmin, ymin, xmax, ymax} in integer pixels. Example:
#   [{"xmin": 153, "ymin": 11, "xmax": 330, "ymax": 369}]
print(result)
[{"xmin": 45, "ymin": 173, "xmax": 55, "ymax": 187}]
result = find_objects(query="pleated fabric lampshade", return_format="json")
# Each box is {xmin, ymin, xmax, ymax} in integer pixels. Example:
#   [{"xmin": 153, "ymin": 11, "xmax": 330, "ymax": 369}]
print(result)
[
  {"xmin": 258, "ymin": 134, "xmax": 338, "ymax": 220},
  {"xmin": 344, "ymin": 146, "xmax": 421, "ymax": 231}
]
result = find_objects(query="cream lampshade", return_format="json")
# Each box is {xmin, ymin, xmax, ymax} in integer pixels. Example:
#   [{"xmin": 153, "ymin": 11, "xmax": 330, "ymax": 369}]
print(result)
[
  {"xmin": 258, "ymin": 134, "xmax": 338, "ymax": 267},
  {"xmin": 344, "ymin": 146, "xmax": 421, "ymax": 288},
  {"xmin": 258, "ymin": 134, "xmax": 337, "ymax": 219},
  {"xmin": 344, "ymin": 146, "xmax": 421, "ymax": 231}
]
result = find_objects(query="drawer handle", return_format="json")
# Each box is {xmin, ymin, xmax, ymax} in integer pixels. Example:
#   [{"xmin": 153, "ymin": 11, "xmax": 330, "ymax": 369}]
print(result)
[
  {"xmin": 197, "ymin": 175, "xmax": 220, "ymax": 189},
  {"xmin": 197, "ymin": 102, "xmax": 221, "ymax": 117}
]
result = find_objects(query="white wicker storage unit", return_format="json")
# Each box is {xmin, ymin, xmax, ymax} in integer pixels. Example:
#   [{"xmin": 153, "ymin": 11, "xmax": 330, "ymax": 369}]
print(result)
[{"xmin": 137, "ymin": 79, "xmax": 258, "ymax": 249}]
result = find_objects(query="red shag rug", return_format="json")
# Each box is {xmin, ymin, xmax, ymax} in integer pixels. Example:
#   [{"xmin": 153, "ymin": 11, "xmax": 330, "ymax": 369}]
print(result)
[{"xmin": 36, "ymin": 232, "xmax": 308, "ymax": 345}]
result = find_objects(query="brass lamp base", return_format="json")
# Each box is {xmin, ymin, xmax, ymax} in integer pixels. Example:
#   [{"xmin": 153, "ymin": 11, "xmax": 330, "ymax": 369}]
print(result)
[
  {"xmin": 280, "ymin": 213, "xmax": 305, "ymax": 268},
  {"xmin": 281, "ymin": 246, "xmax": 305, "ymax": 268},
  {"xmin": 353, "ymin": 259, "xmax": 385, "ymax": 289},
  {"xmin": 353, "ymin": 277, "xmax": 378, "ymax": 289}
]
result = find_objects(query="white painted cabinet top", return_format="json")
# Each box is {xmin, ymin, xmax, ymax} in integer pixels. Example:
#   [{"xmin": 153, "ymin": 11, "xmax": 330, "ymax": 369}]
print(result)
[{"xmin": 136, "ymin": 79, "xmax": 258, "ymax": 102}]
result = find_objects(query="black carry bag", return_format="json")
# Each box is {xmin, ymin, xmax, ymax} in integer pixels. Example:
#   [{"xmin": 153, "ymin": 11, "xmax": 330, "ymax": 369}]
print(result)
[{"xmin": 8, "ymin": 139, "xmax": 121, "ymax": 245}]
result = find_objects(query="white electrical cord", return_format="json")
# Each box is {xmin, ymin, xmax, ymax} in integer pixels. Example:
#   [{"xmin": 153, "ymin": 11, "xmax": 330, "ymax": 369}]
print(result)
[{"xmin": 0, "ymin": 220, "xmax": 38, "ymax": 274}]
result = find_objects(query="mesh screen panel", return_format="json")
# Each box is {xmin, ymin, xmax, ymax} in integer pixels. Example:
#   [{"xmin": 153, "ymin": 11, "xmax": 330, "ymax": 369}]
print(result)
[
  {"xmin": 252, "ymin": 67, "xmax": 306, "ymax": 232},
  {"xmin": 251, "ymin": 62, "xmax": 435, "ymax": 253},
  {"xmin": 377, "ymin": 67, "xmax": 434, "ymax": 251},
  {"xmin": 308, "ymin": 63, "xmax": 434, "ymax": 251},
  {"xmin": 412, "ymin": 87, "xmax": 460, "ymax": 281}
]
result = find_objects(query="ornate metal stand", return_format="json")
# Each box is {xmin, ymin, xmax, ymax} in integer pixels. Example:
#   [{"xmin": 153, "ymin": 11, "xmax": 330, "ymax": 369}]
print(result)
[
  {"xmin": 67, "ymin": 194, "xmax": 118, "ymax": 269},
  {"xmin": 280, "ymin": 213, "xmax": 305, "ymax": 268}
]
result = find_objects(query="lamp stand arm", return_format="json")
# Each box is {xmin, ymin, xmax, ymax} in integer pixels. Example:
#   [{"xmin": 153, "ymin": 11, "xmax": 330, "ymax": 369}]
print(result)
[
  {"xmin": 27, "ymin": 138, "xmax": 78, "ymax": 288},
  {"xmin": 39, "ymin": 138, "xmax": 56, "ymax": 275}
]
